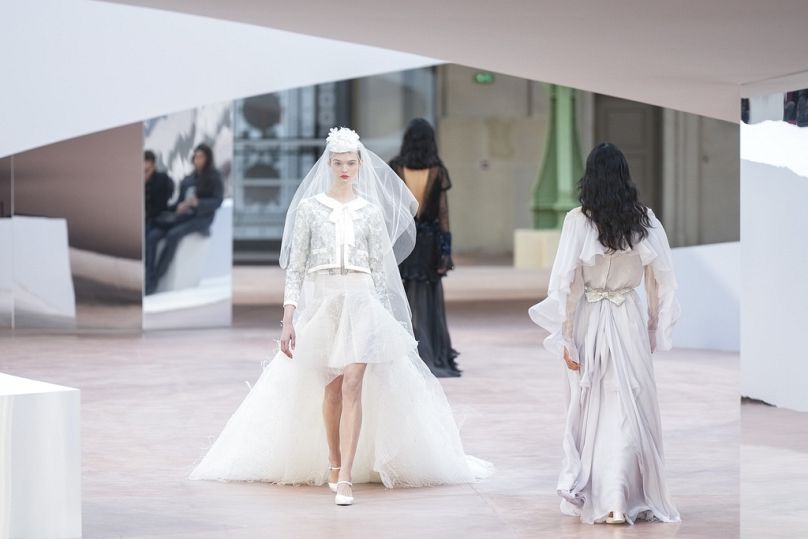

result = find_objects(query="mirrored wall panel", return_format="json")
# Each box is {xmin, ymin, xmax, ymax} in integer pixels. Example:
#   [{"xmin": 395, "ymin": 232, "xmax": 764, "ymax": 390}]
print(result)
[
  {"xmin": 741, "ymin": 88, "xmax": 808, "ymax": 410},
  {"xmin": 11, "ymin": 124, "xmax": 143, "ymax": 330},
  {"xmin": 143, "ymin": 102, "xmax": 233, "ymax": 330},
  {"xmin": 0, "ymin": 157, "xmax": 12, "ymax": 329}
]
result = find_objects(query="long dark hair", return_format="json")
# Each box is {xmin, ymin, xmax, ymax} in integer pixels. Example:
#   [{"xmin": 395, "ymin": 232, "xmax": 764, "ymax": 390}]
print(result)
[
  {"xmin": 390, "ymin": 118, "xmax": 443, "ymax": 169},
  {"xmin": 192, "ymin": 143, "xmax": 218, "ymax": 196},
  {"xmin": 578, "ymin": 143, "xmax": 650, "ymax": 251}
]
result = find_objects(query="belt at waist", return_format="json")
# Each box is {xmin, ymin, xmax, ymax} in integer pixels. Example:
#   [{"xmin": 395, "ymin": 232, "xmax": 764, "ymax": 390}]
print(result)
[
  {"xmin": 315, "ymin": 268, "xmax": 365, "ymax": 276},
  {"xmin": 584, "ymin": 286, "xmax": 634, "ymax": 306}
]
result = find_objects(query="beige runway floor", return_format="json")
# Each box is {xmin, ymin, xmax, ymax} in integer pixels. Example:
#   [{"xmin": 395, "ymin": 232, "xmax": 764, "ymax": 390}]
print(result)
[
  {"xmin": 741, "ymin": 400, "xmax": 808, "ymax": 539},
  {"xmin": 2, "ymin": 295, "xmax": 739, "ymax": 538}
]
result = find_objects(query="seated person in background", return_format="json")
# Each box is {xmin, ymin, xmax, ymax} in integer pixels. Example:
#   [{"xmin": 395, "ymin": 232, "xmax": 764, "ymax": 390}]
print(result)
[
  {"xmin": 145, "ymin": 143, "xmax": 223, "ymax": 295},
  {"xmin": 144, "ymin": 150, "xmax": 174, "ymax": 227}
]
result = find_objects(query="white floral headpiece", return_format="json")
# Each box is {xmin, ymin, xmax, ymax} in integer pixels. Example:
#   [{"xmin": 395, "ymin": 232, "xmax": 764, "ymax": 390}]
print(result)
[{"xmin": 326, "ymin": 127, "xmax": 361, "ymax": 153}]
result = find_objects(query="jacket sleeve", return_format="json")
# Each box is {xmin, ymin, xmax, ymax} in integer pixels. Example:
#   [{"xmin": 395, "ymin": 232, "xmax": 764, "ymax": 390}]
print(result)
[
  {"xmin": 195, "ymin": 174, "xmax": 224, "ymax": 217},
  {"xmin": 366, "ymin": 206, "xmax": 393, "ymax": 313},
  {"xmin": 283, "ymin": 202, "xmax": 311, "ymax": 308},
  {"xmin": 168, "ymin": 179, "xmax": 187, "ymax": 212},
  {"xmin": 160, "ymin": 175, "xmax": 175, "ymax": 212}
]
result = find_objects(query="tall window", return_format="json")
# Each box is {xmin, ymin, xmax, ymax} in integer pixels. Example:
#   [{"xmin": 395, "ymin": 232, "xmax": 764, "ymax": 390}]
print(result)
[{"xmin": 233, "ymin": 67, "xmax": 436, "ymax": 262}]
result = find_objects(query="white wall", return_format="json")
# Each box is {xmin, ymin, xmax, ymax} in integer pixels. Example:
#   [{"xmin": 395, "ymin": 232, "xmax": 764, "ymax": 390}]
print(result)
[
  {"xmin": 740, "ymin": 121, "xmax": 808, "ymax": 411},
  {"xmin": 670, "ymin": 242, "xmax": 740, "ymax": 352},
  {"xmin": 0, "ymin": 0, "xmax": 439, "ymax": 158}
]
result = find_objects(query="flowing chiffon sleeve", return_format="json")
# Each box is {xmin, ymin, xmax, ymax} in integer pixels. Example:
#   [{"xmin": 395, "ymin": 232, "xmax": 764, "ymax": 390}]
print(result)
[
  {"xmin": 638, "ymin": 210, "xmax": 681, "ymax": 352},
  {"xmin": 528, "ymin": 209, "xmax": 587, "ymax": 363}
]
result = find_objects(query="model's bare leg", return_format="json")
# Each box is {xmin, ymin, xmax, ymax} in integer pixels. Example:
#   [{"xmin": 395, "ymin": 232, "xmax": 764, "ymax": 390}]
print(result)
[
  {"xmin": 336, "ymin": 363, "xmax": 367, "ymax": 498},
  {"xmin": 323, "ymin": 375, "xmax": 343, "ymax": 484}
]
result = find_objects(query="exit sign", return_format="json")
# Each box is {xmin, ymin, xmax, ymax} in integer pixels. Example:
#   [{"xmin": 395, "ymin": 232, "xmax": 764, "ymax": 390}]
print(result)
[{"xmin": 473, "ymin": 72, "xmax": 495, "ymax": 84}]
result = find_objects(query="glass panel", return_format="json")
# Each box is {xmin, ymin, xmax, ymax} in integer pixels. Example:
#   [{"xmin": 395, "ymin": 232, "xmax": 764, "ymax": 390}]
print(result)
[
  {"xmin": 232, "ymin": 81, "xmax": 350, "ymax": 262},
  {"xmin": 142, "ymin": 102, "xmax": 234, "ymax": 330},
  {"xmin": 12, "ymin": 125, "xmax": 144, "ymax": 329},
  {"xmin": 0, "ymin": 157, "xmax": 12, "ymax": 328}
]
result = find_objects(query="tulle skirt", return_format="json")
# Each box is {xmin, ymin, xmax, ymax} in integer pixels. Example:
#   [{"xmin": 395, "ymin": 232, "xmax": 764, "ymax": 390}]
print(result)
[
  {"xmin": 189, "ymin": 272, "xmax": 492, "ymax": 487},
  {"xmin": 558, "ymin": 290, "xmax": 680, "ymax": 524}
]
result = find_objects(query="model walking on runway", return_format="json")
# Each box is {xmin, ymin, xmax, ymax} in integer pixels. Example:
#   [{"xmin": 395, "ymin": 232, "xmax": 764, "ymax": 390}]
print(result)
[
  {"xmin": 530, "ymin": 143, "xmax": 681, "ymax": 524},
  {"xmin": 190, "ymin": 128, "xmax": 492, "ymax": 505}
]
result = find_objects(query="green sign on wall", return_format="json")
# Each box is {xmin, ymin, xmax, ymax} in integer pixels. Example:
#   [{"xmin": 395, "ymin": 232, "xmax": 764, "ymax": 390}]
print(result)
[{"xmin": 473, "ymin": 72, "xmax": 496, "ymax": 84}]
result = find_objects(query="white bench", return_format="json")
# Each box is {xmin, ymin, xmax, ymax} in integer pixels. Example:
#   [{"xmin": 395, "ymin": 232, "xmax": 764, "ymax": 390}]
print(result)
[{"xmin": 156, "ymin": 199, "xmax": 233, "ymax": 294}]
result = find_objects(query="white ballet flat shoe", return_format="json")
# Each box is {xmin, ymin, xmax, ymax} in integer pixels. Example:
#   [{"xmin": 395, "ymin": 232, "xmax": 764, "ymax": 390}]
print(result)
[
  {"xmin": 328, "ymin": 466, "xmax": 340, "ymax": 493},
  {"xmin": 606, "ymin": 511, "xmax": 626, "ymax": 524},
  {"xmin": 334, "ymin": 480, "xmax": 354, "ymax": 506}
]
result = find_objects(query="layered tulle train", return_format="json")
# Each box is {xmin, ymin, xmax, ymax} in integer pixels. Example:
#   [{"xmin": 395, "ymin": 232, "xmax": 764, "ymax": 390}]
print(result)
[{"xmin": 190, "ymin": 273, "xmax": 492, "ymax": 487}]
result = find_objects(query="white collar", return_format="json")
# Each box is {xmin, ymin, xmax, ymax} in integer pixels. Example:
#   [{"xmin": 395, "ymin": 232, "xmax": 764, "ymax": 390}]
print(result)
[{"xmin": 315, "ymin": 193, "xmax": 368, "ymax": 210}]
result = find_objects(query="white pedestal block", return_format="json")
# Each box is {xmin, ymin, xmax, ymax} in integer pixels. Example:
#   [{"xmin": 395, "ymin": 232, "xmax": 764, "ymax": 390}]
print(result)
[
  {"xmin": 11, "ymin": 216, "xmax": 76, "ymax": 328},
  {"xmin": 157, "ymin": 233, "xmax": 209, "ymax": 293},
  {"xmin": 513, "ymin": 228, "xmax": 561, "ymax": 269},
  {"xmin": 0, "ymin": 374, "xmax": 81, "ymax": 539},
  {"xmin": 156, "ymin": 200, "xmax": 233, "ymax": 294}
]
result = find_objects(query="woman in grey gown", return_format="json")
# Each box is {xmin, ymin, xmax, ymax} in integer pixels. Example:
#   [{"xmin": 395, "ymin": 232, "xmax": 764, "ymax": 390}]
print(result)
[{"xmin": 530, "ymin": 143, "xmax": 681, "ymax": 525}]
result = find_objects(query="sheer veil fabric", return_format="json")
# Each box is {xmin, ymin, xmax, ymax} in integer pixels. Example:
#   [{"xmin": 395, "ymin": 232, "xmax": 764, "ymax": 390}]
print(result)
[
  {"xmin": 190, "ymin": 128, "xmax": 493, "ymax": 487},
  {"xmin": 280, "ymin": 128, "xmax": 419, "ymax": 335}
]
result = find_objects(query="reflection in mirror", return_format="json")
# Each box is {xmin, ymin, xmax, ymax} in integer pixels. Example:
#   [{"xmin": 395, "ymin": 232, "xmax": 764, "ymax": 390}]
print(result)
[
  {"xmin": 0, "ymin": 157, "xmax": 12, "ymax": 328},
  {"xmin": 143, "ymin": 102, "xmax": 233, "ymax": 330},
  {"xmin": 12, "ymin": 125, "xmax": 143, "ymax": 329}
]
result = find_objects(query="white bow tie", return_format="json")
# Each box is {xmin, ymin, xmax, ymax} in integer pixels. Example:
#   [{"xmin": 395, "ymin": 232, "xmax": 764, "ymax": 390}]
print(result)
[{"xmin": 328, "ymin": 205, "xmax": 357, "ymax": 248}]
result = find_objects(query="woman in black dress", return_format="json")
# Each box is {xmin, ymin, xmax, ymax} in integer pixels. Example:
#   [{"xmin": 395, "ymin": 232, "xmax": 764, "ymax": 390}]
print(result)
[{"xmin": 389, "ymin": 118, "xmax": 460, "ymax": 377}]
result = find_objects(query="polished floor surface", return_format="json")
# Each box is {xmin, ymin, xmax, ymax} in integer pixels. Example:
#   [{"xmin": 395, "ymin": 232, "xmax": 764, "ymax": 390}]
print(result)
[
  {"xmin": 741, "ymin": 400, "xmax": 808, "ymax": 539},
  {"xmin": 1, "ymin": 294, "xmax": 739, "ymax": 539}
]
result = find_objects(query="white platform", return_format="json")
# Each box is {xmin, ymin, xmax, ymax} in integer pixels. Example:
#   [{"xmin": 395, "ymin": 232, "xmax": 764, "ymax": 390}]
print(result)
[
  {"xmin": 669, "ymin": 242, "xmax": 740, "ymax": 352},
  {"xmin": 156, "ymin": 232, "xmax": 210, "ymax": 293},
  {"xmin": 6, "ymin": 216, "xmax": 76, "ymax": 329},
  {"xmin": 0, "ymin": 373, "xmax": 81, "ymax": 539},
  {"xmin": 740, "ymin": 121, "xmax": 808, "ymax": 411}
]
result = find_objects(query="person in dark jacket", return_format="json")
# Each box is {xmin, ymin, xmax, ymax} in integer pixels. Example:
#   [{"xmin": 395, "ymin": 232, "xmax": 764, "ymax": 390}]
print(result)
[
  {"xmin": 144, "ymin": 150, "xmax": 174, "ymax": 226},
  {"xmin": 389, "ymin": 118, "xmax": 461, "ymax": 377},
  {"xmin": 145, "ymin": 143, "xmax": 224, "ymax": 295}
]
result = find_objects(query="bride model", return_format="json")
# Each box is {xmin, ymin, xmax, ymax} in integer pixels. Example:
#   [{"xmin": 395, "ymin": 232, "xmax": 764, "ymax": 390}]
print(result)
[
  {"xmin": 190, "ymin": 128, "xmax": 491, "ymax": 505},
  {"xmin": 529, "ymin": 143, "xmax": 681, "ymax": 525}
]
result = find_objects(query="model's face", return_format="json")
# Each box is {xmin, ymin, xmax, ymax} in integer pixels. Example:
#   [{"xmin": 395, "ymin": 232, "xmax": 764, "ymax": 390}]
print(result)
[
  {"xmin": 144, "ymin": 160, "xmax": 155, "ymax": 180},
  {"xmin": 193, "ymin": 150, "xmax": 207, "ymax": 172},
  {"xmin": 329, "ymin": 152, "xmax": 360, "ymax": 185}
]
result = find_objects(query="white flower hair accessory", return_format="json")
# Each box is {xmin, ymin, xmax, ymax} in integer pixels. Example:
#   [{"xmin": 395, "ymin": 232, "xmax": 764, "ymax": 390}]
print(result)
[{"xmin": 326, "ymin": 127, "xmax": 361, "ymax": 153}]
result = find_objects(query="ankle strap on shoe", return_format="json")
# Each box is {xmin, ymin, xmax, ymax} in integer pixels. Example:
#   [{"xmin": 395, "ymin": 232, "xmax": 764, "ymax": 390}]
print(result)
[
  {"xmin": 336, "ymin": 480, "xmax": 352, "ymax": 486},
  {"xmin": 330, "ymin": 466, "xmax": 341, "ymax": 470}
]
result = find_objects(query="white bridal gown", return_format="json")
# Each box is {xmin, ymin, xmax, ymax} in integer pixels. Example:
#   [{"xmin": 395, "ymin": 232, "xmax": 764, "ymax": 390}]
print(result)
[
  {"xmin": 190, "ymin": 194, "xmax": 492, "ymax": 488},
  {"xmin": 529, "ymin": 207, "xmax": 681, "ymax": 524}
]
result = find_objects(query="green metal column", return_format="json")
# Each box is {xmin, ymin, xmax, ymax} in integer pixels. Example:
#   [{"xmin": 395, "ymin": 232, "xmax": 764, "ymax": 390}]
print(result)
[{"xmin": 532, "ymin": 84, "xmax": 583, "ymax": 229}]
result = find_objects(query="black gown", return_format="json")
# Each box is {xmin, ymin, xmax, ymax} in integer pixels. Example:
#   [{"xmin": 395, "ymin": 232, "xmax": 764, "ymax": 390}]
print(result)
[{"xmin": 390, "ymin": 163, "xmax": 460, "ymax": 378}]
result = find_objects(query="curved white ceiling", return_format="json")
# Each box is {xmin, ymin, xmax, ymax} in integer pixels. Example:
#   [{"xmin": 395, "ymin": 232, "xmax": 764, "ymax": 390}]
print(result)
[
  {"xmin": 104, "ymin": 0, "xmax": 808, "ymax": 123},
  {"xmin": 0, "ymin": 0, "xmax": 438, "ymax": 157},
  {"xmin": 6, "ymin": 0, "xmax": 808, "ymax": 158}
]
